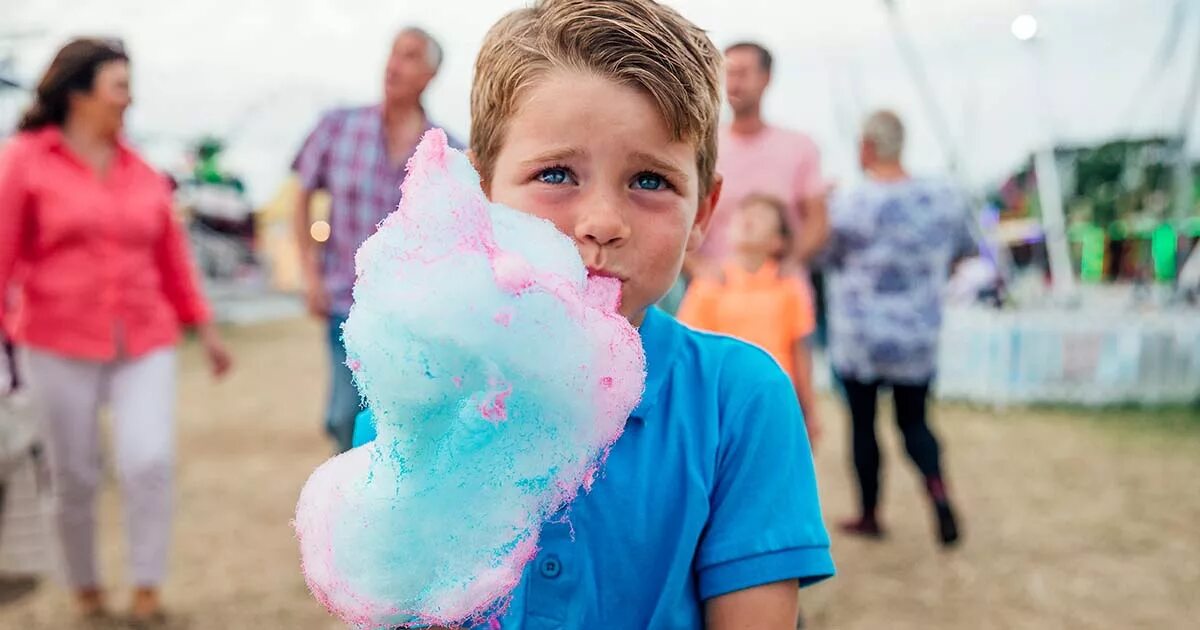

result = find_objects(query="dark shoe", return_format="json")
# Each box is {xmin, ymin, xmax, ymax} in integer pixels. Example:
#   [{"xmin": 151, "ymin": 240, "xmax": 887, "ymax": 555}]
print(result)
[
  {"xmin": 935, "ymin": 502, "xmax": 960, "ymax": 548},
  {"xmin": 838, "ymin": 517, "xmax": 886, "ymax": 540}
]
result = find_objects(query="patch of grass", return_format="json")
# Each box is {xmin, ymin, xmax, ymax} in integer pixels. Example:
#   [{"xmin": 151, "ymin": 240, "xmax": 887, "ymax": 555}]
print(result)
[{"xmin": 941, "ymin": 400, "xmax": 1200, "ymax": 451}]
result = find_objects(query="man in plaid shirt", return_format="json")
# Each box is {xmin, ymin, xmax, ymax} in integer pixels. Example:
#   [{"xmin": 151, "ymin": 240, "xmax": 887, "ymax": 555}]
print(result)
[{"xmin": 292, "ymin": 27, "xmax": 463, "ymax": 452}]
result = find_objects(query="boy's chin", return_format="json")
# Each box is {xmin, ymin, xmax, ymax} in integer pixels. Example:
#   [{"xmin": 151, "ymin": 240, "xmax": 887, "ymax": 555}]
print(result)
[
  {"xmin": 622, "ymin": 308, "xmax": 649, "ymax": 327},
  {"xmin": 618, "ymin": 296, "xmax": 652, "ymax": 327}
]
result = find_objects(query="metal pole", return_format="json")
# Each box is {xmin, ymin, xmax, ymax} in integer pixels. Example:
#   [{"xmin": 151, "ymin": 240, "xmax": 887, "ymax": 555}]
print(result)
[
  {"xmin": 1173, "ymin": 1, "xmax": 1200, "ymax": 300},
  {"xmin": 1032, "ymin": 146, "xmax": 1076, "ymax": 299},
  {"xmin": 1020, "ymin": 26, "xmax": 1077, "ymax": 301},
  {"xmin": 1172, "ymin": 2, "xmax": 1200, "ymax": 225},
  {"xmin": 881, "ymin": 1, "xmax": 961, "ymax": 177}
]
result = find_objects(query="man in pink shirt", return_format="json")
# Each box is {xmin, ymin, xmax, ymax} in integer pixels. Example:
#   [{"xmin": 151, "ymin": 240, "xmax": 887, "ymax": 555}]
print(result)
[{"xmin": 693, "ymin": 42, "xmax": 829, "ymax": 273}]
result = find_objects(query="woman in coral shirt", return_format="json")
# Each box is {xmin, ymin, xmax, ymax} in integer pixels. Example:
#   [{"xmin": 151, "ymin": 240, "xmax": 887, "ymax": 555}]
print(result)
[{"xmin": 0, "ymin": 38, "xmax": 231, "ymax": 624}]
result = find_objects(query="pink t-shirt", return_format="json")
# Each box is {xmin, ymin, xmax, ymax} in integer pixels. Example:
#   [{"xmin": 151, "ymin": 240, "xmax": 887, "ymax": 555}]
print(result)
[{"xmin": 703, "ymin": 125, "xmax": 825, "ymax": 260}]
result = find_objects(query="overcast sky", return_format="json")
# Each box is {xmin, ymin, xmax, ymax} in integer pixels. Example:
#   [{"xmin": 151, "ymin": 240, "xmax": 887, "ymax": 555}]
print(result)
[{"xmin": 3, "ymin": 0, "xmax": 1196, "ymax": 203}]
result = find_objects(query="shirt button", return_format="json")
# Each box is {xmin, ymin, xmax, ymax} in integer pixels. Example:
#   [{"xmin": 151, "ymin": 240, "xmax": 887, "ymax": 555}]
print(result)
[{"xmin": 539, "ymin": 554, "xmax": 562, "ymax": 579}]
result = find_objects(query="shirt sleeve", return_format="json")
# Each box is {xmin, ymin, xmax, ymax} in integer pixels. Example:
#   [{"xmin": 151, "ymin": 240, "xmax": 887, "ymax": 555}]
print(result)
[
  {"xmin": 292, "ymin": 112, "xmax": 337, "ymax": 192},
  {"xmin": 155, "ymin": 189, "xmax": 212, "ymax": 326},
  {"xmin": 675, "ymin": 279, "xmax": 718, "ymax": 332},
  {"xmin": 0, "ymin": 140, "xmax": 32, "ymax": 336},
  {"xmin": 696, "ymin": 354, "xmax": 834, "ymax": 599}
]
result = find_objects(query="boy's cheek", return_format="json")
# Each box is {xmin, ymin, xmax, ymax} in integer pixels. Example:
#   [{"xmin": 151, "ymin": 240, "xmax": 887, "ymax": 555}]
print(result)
[{"xmin": 509, "ymin": 192, "xmax": 577, "ymax": 234}]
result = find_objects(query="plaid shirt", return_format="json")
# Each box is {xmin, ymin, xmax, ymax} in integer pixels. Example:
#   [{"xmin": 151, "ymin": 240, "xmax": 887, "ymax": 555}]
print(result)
[{"xmin": 292, "ymin": 105, "xmax": 463, "ymax": 315}]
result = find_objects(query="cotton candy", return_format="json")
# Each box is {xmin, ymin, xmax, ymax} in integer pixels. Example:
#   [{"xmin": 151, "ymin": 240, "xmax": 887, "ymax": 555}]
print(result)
[{"xmin": 294, "ymin": 129, "xmax": 646, "ymax": 629}]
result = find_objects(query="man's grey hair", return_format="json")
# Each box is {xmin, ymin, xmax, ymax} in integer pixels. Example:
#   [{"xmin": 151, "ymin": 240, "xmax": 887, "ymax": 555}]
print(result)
[
  {"xmin": 398, "ymin": 26, "xmax": 444, "ymax": 72},
  {"xmin": 862, "ymin": 109, "xmax": 905, "ymax": 161}
]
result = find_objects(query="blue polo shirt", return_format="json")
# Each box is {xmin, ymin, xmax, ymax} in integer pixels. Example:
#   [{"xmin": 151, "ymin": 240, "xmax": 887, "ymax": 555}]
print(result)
[{"xmin": 351, "ymin": 306, "xmax": 833, "ymax": 629}]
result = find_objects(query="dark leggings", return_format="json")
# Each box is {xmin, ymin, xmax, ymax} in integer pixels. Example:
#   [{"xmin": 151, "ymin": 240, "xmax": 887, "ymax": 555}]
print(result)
[{"xmin": 840, "ymin": 376, "xmax": 943, "ymax": 518}]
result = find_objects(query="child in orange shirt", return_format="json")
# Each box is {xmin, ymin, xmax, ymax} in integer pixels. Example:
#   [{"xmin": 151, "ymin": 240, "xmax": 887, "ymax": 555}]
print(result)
[{"xmin": 678, "ymin": 193, "xmax": 821, "ymax": 444}]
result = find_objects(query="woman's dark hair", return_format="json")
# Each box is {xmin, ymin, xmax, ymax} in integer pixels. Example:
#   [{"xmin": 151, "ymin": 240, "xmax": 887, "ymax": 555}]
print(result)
[{"xmin": 18, "ymin": 37, "xmax": 128, "ymax": 132}]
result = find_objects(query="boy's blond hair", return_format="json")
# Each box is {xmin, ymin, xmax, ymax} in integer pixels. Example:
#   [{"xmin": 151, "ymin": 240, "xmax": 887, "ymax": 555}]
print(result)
[{"xmin": 470, "ymin": 0, "xmax": 723, "ymax": 195}]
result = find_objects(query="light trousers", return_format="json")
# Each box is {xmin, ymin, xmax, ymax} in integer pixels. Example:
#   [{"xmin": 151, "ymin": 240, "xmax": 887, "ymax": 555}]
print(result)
[{"xmin": 25, "ymin": 347, "xmax": 176, "ymax": 588}]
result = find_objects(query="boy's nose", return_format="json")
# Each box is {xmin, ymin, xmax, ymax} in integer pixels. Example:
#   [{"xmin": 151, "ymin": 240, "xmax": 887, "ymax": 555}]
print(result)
[{"xmin": 574, "ymin": 193, "xmax": 630, "ymax": 247}]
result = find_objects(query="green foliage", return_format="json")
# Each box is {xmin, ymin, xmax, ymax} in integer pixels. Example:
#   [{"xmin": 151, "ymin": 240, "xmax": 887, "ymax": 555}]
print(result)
[{"xmin": 997, "ymin": 137, "xmax": 1194, "ymax": 234}]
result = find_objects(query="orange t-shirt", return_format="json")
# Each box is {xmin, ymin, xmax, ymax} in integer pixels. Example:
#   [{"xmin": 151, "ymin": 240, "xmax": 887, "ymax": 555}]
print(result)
[{"xmin": 677, "ymin": 261, "xmax": 815, "ymax": 373}]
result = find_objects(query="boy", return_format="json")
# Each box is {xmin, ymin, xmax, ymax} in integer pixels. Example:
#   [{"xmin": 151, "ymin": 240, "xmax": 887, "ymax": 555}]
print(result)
[
  {"xmin": 677, "ymin": 194, "xmax": 822, "ymax": 448},
  {"xmin": 389, "ymin": 1, "xmax": 832, "ymax": 627}
]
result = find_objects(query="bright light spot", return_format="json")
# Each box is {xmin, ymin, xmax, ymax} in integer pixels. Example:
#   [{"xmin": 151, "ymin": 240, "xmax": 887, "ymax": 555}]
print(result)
[
  {"xmin": 1011, "ymin": 14, "xmax": 1039, "ymax": 41},
  {"xmin": 310, "ymin": 220, "xmax": 331, "ymax": 243}
]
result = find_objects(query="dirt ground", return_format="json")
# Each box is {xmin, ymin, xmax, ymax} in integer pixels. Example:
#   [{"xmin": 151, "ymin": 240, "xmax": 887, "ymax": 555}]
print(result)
[{"xmin": 1, "ymin": 318, "xmax": 1198, "ymax": 629}]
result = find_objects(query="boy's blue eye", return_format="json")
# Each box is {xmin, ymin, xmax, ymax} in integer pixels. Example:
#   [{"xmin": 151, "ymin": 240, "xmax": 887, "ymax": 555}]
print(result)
[
  {"xmin": 633, "ymin": 172, "xmax": 668, "ymax": 191},
  {"xmin": 538, "ymin": 167, "xmax": 571, "ymax": 185}
]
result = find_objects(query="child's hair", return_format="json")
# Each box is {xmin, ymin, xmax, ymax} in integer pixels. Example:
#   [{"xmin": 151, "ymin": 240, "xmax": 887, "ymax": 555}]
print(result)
[
  {"xmin": 739, "ymin": 193, "xmax": 792, "ymax": 259},
  {"xmin": 469, "ymin": 0, "xmax": 723, "ymax": 195}
]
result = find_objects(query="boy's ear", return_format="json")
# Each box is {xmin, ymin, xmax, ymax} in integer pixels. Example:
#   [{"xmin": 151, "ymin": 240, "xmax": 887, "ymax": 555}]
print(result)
[{"xmin": 686, "ymin": 172, "xmax": 723, "ymax": 253}]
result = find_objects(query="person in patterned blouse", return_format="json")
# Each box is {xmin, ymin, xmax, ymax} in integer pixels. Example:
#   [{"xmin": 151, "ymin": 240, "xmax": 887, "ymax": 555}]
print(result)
[{"xmin": 820, "ymin": 110, "xmax": 975, "ymax": 548}]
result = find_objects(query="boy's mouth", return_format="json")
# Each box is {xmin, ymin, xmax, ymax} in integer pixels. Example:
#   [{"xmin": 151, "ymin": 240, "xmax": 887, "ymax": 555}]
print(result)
[{"xmin": 587, "ymin": 267, "xmax": 625, "ymax": 283}]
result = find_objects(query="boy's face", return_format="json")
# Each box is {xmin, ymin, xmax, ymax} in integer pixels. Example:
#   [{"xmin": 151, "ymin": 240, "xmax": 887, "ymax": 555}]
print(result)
[
  {"xmin": 484, "ymin": 71, "xmax": 721, "ymax": 325},
  {"xmin": 732, "ymin": 201, "xmax": 785, "ymax": 257}
]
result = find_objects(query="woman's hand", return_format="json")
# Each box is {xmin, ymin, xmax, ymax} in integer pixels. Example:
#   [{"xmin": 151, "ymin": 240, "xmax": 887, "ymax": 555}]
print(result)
[{"xmin": 196, "ymin": 323, "xmax": 232, "ymax": 379}]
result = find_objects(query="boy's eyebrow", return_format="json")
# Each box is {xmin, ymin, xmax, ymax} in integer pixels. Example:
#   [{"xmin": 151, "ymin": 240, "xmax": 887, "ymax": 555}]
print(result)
[
  {"xmin": 521, "ymin": 147, "xmax": 584, "ymax": 168},
  {"xmin": 631, "ymin": 151, "xmax": 691, "ymax": 185}
]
